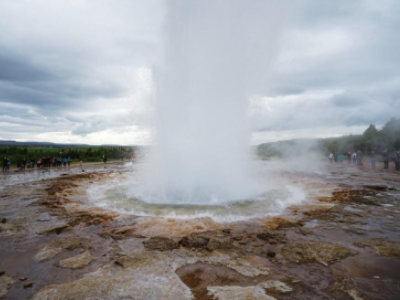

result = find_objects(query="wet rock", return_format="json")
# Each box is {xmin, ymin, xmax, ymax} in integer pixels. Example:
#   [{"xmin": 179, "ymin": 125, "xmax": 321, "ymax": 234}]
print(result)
[
  {"xmin": 259, "ymin": 280, "xmax": 292, "ymax": 293},
  {"xmin": 0, "ymin": 276, "xmax": 15, "ymax": 298},
  {"xmin": 207, "ymin": 236, "xmax": 233, "ymax": 251},
  {"xmin": 263, "ymin": 217, "xmax": 304, "ymax": 230},
  {"xmin": 281, "ymin": 242, "xmax": 357, "ymax": 266},
  {"xmin": 354, "ymin": 238, "xmax": 400, "ymax": 258},
  {"xmin": 100, "ymin": 227, "xmax": 145, "ymax": 240},
  {"xmin": 267, "ymin": 251, "xmax": 276, "ymax": 258},
  {"xmin": 0, "ymin": 218, "xmax": 6, "ymax": 224},
  {"xmin": 298, "ymin": 228, "xmax": 313, "ymax": 236},
  {"xmin": 208, "ymin": 286, "xmax": 276, "ymax": 300},
  {"xmin": 59, "ymin": 251, "xmax": 94, "ymax": 269},
  {"xmin": 179, "ymin": 231, "xmax": 214, "ymax": 249},
  {"xmin": 33, "ymin": 250, "xmax": 270, "ymax": 300},
  {"xmin": 333, "ymin": 279, "xmax": 365, "ymax": 300},
  {"xmin": 179, "ymin": 231, "xmax": 233, "ymax": 251},
  {"xmin": 257, "ymin": 229, "xmax": 286, "ymax": 244},
  {"xmin": 364, "ymin": 184, "xmax": 388, "ymax": 191},
  {"xmin": 19, "ymin": 277, "xmax": 28, "ymax": 281},
  {"xmin": 319, "ymin": 189, "xmax": 378, "ymax": 206},
  {"xmin": 35, "ymin": 237, "xmax": 90, "ymax": 261},
  {"xmin": 24, "ymin": 282, "xmax": 34, "ymax": 289},
  {"xmin": 0, "ymin": 271, "xmax": 4, "ymax": 276},
  {"xmin": 143, "ymin": 237, "xmax": 180, "ymax": 251},
  {"xmin": 36, "ymin": 222, "xmax": 69, "ymax": 235}
]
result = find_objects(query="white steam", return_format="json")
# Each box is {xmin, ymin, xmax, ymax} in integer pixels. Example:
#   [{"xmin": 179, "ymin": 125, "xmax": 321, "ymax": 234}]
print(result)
[{"xmin": 147, "ymin": 0, "xmax": 293, "ymax": 204}]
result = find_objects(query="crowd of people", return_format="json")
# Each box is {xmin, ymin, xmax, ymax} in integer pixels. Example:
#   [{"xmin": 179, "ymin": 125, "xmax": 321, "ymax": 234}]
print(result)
[
  {"xmin": 2, "ymin": 156, "xmax": 80, "ymax": 174},
  {"xmin": 329, "ymin": 150, "xmax": 400, "ymax": 171}
]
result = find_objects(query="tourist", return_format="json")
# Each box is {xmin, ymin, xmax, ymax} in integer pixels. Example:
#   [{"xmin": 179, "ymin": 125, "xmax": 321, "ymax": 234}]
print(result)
[
  {"xmin": 2, "ymin": 157, "xmax": 8, "ymax": 174},
  {"xmin": 329, "ymin": 153, "xmax": 334, "ymax": 164},
  {"xmin": 103, "ymin": 153, "xmax": 107, "ymax": 164},
  {"xmin": 22, "ymin": 157, "xmax": 27, "ymax": 170},
  {"xmin": 370, "ymin": 151, "xmax": 376, "ymax": 170},
  {"xmin": 67, "ymin": 157, "xmax": 71, "ymax": 167},
  {"xmin": 395, "ymin": 151, "xmax": 400, "ymax": 171},
  {"xmin": 352, "ymin": 151, "xmax": 357, "ymax": 165},
  {"xmin": 383, "ymin": 150, "xmax": 389, "ymax": 169},
  {"xmin": 347, "ymin": 152, "xmax": 352, "ymax": 165},
  {"xmin": 63, "ymin": 157, "xmax": 67, "ymax": 167},
  {"xmin": 357, "ymin": 150, "xmax": 363, "ymax": 166},
  {"xmin": 338, "ymin": 154, "xmax": 344, "ymax": 164}
]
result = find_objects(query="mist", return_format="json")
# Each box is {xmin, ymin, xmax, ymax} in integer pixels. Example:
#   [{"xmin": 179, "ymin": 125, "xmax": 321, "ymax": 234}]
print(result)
[{"xmin": 146, "ymin": 0, "xmax": 293, "ymax": 204}]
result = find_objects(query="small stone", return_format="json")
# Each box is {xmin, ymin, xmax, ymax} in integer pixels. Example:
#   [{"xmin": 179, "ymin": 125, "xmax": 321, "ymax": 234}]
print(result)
[
  {"xmin": 24, "ymin": 282, "xmax": 34, "ymax": 289},
  {"xmin": 0, "ymin": 218, "xmax": 6, "ymax": 224},
  {"xmin": 19, "ymin": 277, "xmax": 28, "ymax": 281},
  {"xmin": 267, "ymin": 251, "xmax": 276, "ymax": 258},
  {"xmin": 0, "ymin": 271, "xmax": 5, "ymax": 276},
  {"xmin": 59, "ymin": 251, "xmax": 94, "ymax": 269}
]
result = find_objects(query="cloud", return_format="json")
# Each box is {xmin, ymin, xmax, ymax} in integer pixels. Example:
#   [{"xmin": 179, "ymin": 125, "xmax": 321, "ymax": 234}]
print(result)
[{"xmin": 0, "ymin": 0, "xmax": 399, "ymax": 144}]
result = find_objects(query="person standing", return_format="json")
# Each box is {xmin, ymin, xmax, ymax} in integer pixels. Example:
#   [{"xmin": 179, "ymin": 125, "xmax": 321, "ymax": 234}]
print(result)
[
  {"xmin": 79, "ymin": 156, "xmax": 83, "ymax": 170},
  {"xmin": 395, "ymin": 151, "xmax": 400, "ymax": 171},
  {"xmin": 357, "ymin": 150, "xmax": 363, "ymax": 166},
  {"xmin": 103, "ymin": 153, "xmax": 107, "ymax": 164},
  {"xmin": 67, "ymin": 157, "xmax": 71, "ymax": 167},
  {"xmin": 370, "ymin": 151, "xmax": 376, "ymax": 170},
  {"xmin": 2, "ymin": 157, "xmax": 8, "ymax": 174},
  {"xmin": 382, "ymin": 150, "xmax": 389, "ymax": 169},
  {"xmin": 329, "ymin": 153, "xmax": 334, "ymax": 164}
]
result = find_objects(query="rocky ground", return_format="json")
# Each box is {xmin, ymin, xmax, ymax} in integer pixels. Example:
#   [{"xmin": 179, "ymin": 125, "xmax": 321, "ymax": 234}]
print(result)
[{"xmin": 0, "ymin": 162, "xmax": 399, "ymax": 300}]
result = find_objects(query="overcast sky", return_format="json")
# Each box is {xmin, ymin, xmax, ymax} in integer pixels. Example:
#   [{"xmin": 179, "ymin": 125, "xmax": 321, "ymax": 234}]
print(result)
[{"xmin": 0, "ymin": 0, "xmax": 399, "ymax": 145}]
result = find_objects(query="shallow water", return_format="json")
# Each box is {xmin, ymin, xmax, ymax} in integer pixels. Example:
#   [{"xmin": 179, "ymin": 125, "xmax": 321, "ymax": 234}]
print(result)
[{"xmin": 87, "ymin": 162, "xmax": 306, "ymax": 222}]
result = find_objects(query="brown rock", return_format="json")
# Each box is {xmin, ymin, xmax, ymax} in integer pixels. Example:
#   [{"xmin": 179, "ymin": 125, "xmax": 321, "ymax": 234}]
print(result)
[
  {"xmin": 354, "ymin": 238, "xmax": 400, "ymax": 258},
  {"xmin": 179, "ymin": 231, "xmax": 214, "ymax": 249},
  {"xmin": 143, "ymin": 237, "xmax": 180, "ymax": 251},
  {"xmin": 100, "ymin": 227, "xmax": 145, "ymax": 240},
  {"xmin": 36, "ymin": 222, "xmax": 69, "ymax": 235},
  {"xmin": 257, "ymin": 229, "xmax": 286, "ymax": 244},
  {"xmin": 59, "ymin": 251, "xmax": 94, "ymax": 269},
  {"xmin": 281, "ymin": 242, "xmax": 357, "ymax": 266},
  {"xmin": 24, "ymin": 282, "xmax": 34, "ymax": 289},
  {"xmin": 207, "ymin": 236, "xmax": 233, "ymax": 250},
  {"xmin": 35, "ymin": 237, "xmax": 90, "ymax": 261},
  {"xmin": 263, "ymin": 217, "xmax": 304, "ymax": 230}
]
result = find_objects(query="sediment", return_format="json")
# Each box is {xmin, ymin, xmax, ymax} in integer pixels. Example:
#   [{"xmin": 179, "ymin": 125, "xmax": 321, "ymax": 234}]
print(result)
[{"xmin": 0, "ymin": 163, "xmax": 399, "ymax": 299}]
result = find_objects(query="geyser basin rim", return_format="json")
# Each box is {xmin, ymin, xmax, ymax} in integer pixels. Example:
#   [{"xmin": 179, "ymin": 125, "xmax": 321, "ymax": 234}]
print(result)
[{"xmin": 86, "ymin": 179, "xmax": 306, "ymax": 222}]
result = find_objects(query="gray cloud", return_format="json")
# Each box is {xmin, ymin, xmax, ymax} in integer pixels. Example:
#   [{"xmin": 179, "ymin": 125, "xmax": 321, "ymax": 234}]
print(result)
[{"xmin": 0, "ymin": 0, "xmax": 399, "ymax": 144}]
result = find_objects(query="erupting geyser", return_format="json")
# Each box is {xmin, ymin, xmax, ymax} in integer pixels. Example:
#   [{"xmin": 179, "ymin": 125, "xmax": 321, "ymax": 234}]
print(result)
[
  {"xmin": 88, "ymin": 0, "xmax": 304, "ymax": 219},
  {"xmin": 147, "ymin": 0, "xmax": 291, "ymax": 204}
]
